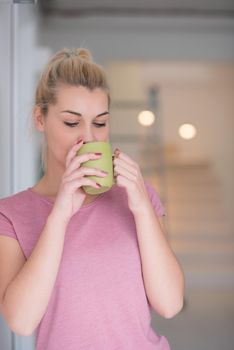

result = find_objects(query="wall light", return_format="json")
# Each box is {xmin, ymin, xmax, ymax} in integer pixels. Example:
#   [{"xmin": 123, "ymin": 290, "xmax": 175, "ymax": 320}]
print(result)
[
  {"xmin": 179, "ymin": 123, "xmax": 197, "ymax": 140},
  {"xmin": 138, "ymin": 110, "xmax": 155, "ymax": 127}
]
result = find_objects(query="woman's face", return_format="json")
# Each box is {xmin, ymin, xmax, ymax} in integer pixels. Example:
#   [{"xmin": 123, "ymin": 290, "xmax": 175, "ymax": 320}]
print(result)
[{"xmin": 35, "ymin": 84, "xmax": 110, "ymax": 169}]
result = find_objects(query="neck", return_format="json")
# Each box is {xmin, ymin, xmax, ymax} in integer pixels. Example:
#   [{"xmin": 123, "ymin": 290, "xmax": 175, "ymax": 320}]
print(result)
[{"xmin": 35, "ymin": 156, "xmax": 65, "ymax": 199}]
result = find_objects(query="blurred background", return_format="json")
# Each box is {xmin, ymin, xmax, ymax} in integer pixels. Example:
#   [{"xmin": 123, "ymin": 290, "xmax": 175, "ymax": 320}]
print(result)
[{"xmin": 0, "ymin": 1, "xmax": 234, "ymax": 349}]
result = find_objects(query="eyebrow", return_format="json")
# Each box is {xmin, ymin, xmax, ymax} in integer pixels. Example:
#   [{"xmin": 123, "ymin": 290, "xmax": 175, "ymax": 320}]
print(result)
[{"xmin": 61, "ymin": 110, "xmax": 109, "ymax": 117}]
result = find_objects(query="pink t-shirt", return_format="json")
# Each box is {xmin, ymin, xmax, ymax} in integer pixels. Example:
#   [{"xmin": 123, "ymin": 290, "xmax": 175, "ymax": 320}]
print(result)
[{"xmin": 0, "ymin": 181, "xmax": 170, "ymax": 350}]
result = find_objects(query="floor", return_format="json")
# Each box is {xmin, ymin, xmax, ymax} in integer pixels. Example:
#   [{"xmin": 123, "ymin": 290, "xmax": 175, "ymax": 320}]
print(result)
[{"xmin": 151, "ymin": 289, "xmax": 234, "ymax": 350}]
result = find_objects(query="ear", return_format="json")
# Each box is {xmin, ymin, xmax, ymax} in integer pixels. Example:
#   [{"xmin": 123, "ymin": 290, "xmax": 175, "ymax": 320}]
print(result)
[{"xmin": 33, "ymin": 105, "xmax": 45, "ymax": 132}]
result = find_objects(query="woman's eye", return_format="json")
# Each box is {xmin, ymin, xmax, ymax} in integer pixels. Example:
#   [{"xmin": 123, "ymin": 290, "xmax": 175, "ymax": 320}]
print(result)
[
  {"xmin": 64, "ymin": 122, "xmax": 106, "ymax": 128},
  {"xmin": 94, "ymin": 123, "xmax": 106, "ymax": 128},
  {"xmin": 64, "ymin": 122, "xmax": 79, "ymax": 128}
]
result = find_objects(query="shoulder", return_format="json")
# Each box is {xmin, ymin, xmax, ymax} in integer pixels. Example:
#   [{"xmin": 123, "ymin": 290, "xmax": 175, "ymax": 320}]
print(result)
[
  {"xmin": 0, "ymin": 190, "xmax": 31, "ymax": 239},
  {"xmin": 0, "ymin": 189, "xmax": 33, "ymax": 217},
  {"xmin": 0, "ymin": 188, "xmax": 31, "ymax": 205}
]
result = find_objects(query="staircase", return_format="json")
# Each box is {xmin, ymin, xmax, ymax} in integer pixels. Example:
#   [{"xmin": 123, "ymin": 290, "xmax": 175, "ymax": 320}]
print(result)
[{"xmin": 148, "ymin": 159, "xmax": 234, "ymax": 290}]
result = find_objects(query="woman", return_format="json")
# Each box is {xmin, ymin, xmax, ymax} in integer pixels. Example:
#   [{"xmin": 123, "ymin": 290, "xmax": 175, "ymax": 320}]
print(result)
[{"xmin": 0, "ymin": 48, "xmax": 184, "ymax": 350}]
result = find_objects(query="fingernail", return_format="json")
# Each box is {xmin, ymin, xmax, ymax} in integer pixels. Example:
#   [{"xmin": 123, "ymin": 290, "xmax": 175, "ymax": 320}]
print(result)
[
  {"xmin": 114, "ymin": 148, "xmax": 121, "ymax": 158},
  {"xmin": 96, "ymin": 183, "xmax": 101, "ymax": 188},
  {"xmin": 95, "ymin": 152, "xmax": 102, "ymax": 156},
  {"xmin": 76, "ymin": 139, "xmax": 83, "ymax": 145}
]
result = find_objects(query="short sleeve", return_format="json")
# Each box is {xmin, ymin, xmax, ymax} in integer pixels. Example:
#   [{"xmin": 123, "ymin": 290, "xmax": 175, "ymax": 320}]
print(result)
[
  {"xmin": 0, "ymin": 211, "xmax": 18, "ymax": 240},
  {"xmin": 144, "ymin": 181, "xmax": 166, "ymax": 217}
]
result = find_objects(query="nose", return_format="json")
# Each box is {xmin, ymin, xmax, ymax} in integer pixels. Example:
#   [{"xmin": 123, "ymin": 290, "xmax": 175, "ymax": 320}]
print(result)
[{"xmin": 82, "ymin": 125, "xmax": 96, "ymax": 143}]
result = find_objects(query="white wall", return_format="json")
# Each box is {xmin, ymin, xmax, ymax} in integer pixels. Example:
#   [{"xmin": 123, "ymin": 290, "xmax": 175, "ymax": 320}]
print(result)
[
  {"xmin": 0, "ymin": 3, "xmax": 50, "ymax": 350},
  {"xmin": 0, "ymin": 3, "xmax": 51, "ymax": 197},
  {"xmin": 0, "ymin": 2, "xmax": 17, "ymax": 349},
  {"xmin": 37, "ymin": 15, "xmax": 234, "ymax": 64},
  {"xmin": 14, "ymin": 5, "xmax": 51, "ymax": 193},
  {"xmin": 0, "ymin": 1, "xmax": 12, "ymax": 198}
]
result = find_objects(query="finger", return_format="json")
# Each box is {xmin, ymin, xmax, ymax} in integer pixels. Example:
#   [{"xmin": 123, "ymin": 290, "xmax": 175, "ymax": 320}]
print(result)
[
  {"xmin": 119, "ymin": 152, "xmax": 136, "ymax": 166},
  {"xmin": 114, "ymin": 157, "xmax": 137, "ymax": 177},
  {"xmin": 114, "ymin": 163, "xmax": 136, "ymax": 181},
  {"xmin": 65, "ymin": 140, "xmax": 84, "ymax": 168},
  {"xmin": 115, "ymin": 174, "xmax": 131, "ymax": 188},
  {"xmin": 66, "ymin": 177, "xmax": 102, "ymax": 192},
  {"xmin": 64, "ymin": 167, "xmax": 108, "ymax": 182},
  {"xmin": 64, "ymin": 152, "xmax": 102, "ymax": 176},
  {"xmin": 114, "ymin": 149, "xmax": 136, "ymax": 167}
]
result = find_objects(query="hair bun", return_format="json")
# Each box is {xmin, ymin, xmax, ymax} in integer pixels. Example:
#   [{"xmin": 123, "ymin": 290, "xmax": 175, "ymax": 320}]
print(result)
[
  {"xmin": 76, "ymin": 48, "xmax": 93, "ymax": 61},
  {"xmin": 63, "ymin": 47, "xmax": 93, "ymax": 61}
]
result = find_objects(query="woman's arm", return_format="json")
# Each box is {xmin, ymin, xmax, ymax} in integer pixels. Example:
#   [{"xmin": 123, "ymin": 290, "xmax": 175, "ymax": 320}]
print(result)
[
  {"xmin": 1, "ymin": 211, "xmax": 68, "ymax": 336},
  {"xmin": 132, "ymin": 202, "xmax": 184, "ymax": 318},
  {"xmin": 113, "ymin": 148, "xmax": 184, "ymax": 318}
]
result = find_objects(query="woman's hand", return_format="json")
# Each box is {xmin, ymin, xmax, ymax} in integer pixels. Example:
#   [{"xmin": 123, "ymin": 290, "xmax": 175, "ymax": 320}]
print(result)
[
  {"xmin": 52, "ymin": 140, "xmax": 108, "ymax": 222},
  {"xmin": 113, "ymin": 148, "xmax": 150, "ymax": 214}
]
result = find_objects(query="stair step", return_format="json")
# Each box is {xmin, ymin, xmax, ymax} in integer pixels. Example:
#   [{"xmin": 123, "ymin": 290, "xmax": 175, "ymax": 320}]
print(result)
[
  {"xmin": 166, "ymin": 193, "xmax": 225, "ymax": 201},
  {"xmin": 167, "ymin": 183, "xmax": 223, "ymax": 191},
  {"xmin": 165, "ymin": 160, "xmax": 213, "ymax": 169},
  {"xmin": 184, "ymin": 265, "xmax": 234, "ymax": 288},
  {"xmin": 177, "ymin": 254, "xmax": 234, "ymax": 266},
  {"xmin": 169, "ymin": 230, "xmax": 233, "ymax": 240},
  {"xmin": 169, "ymin": 220, "xmax": 232, "ymax": 233},
  {"xmin": 167, "ymin": 203, "xmax": 227, "ymax": 219},
  {"xmin": 166, "ymin": 187, "xmax": 224, "ymax": 199},
  {"xmin": 167, "ymin": 212, "xmax": 228, "ymax": 221},
  {"xmin": 166, "ymin": 167, "xmax": 215, "ymax": 174},
  {"xmin": 175, "ymin": 249, "xmax": 234, "ymax": 265},
  {"xmin": 171, "ymin": 239, "xmax": 234, "ymax": 254},
  {"xmin": 171, "ymin": 237, "xmax": 234, "ymax": 265},
  {"xmin": 166, "ymin": 177, "xmax": 220, "ymax": 186},
  {"xmin": 165, "ymin": 167, "xmax": 217, "ymax": 175}
]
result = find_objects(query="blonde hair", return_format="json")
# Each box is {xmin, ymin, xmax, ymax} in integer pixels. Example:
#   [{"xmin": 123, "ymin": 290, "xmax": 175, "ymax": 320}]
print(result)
[{"xmin": 34, "ymin": 47, "xmax": 110, "ymax": 172}]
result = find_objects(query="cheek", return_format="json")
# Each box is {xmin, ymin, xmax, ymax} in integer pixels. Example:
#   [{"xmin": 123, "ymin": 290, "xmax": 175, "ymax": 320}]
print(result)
[
  {"xmin": 101, "ymin": 124, "xmax": 110, "ymax": 134},
  {"xmin": 45, "ymin": 127, "xmax": 70, "ymax": 160},
  {"xmin": 45, "ymin": 128, "xmax": 62, "ymax": 147},
  {"xmin": 96, "ymin": 124, "xmax": 110, "ymax": 141}
]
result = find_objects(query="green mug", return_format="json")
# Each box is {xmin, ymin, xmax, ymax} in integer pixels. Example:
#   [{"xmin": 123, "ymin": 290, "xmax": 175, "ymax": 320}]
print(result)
[{"xmin": 77, "ymin": 141, "xmax": 114, "ymax": 195}]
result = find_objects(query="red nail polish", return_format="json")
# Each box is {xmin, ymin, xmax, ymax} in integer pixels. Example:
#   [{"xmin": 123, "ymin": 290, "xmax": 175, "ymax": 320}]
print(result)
[
  {"xmin": 96, "ymin": 183, "xmax": 101, "ymax": 188},
  {"xmin": 95, "ymin": 152, "xmax": 102, "ymax": 156},
  {"xmin": 76, "ymin": 139, "xmax": 83, "ymax": 144}
]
